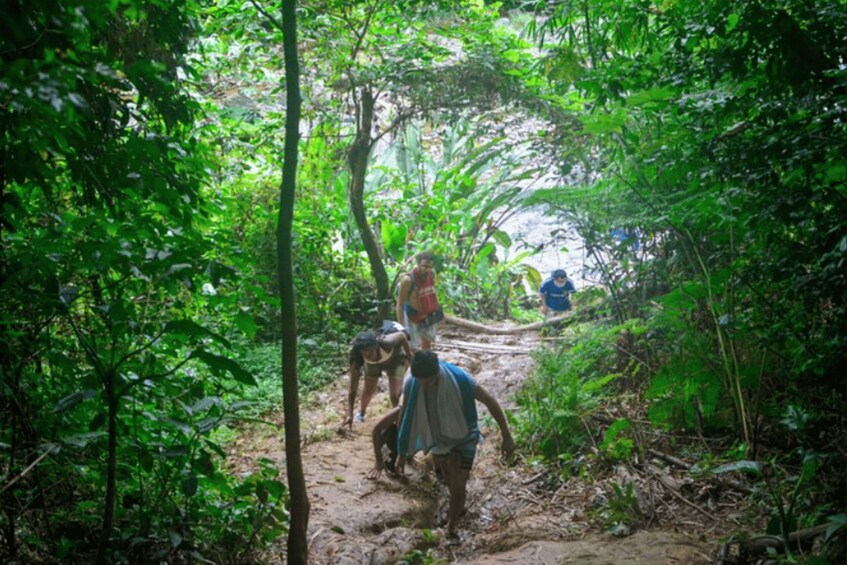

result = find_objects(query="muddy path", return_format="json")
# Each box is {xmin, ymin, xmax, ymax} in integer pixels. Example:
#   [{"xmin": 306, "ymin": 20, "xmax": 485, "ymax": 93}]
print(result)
[{"xmin": 231, "ymin": 323, "xmax": 720, "ymax": 564}]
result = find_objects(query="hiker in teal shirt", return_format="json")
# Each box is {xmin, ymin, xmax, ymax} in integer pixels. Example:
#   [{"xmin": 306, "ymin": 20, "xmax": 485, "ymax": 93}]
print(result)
[{"xmin": 394, "ymin": 351, "xmax": 514, "ymax": 540}]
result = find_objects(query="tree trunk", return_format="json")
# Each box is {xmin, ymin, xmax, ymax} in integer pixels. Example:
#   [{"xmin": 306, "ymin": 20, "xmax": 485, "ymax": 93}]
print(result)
[
  {"xmin": 279, "ymin": 1, "xmax": 309, "ymax": 563},
  {"xmin": 348, "ymin": 87, "xmax": 391, "ymax": 322},
  {"xmin": 96, "ymin": 378, "xmax": 117, "ymax": 565}
]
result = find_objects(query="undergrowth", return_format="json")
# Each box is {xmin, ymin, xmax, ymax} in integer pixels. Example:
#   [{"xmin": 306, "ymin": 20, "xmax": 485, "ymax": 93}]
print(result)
[{"xmin": 513, "ymin": 312, "xmax": 846, "ymax": 562}]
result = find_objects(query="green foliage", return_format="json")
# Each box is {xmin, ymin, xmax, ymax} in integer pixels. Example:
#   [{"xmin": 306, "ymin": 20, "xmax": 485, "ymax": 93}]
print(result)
[
  {"xmin": 514, "ymin": 323, "xmax": 627, "ymax": 461},
  {"xmin": 398, "ymin": 548, "xmax": 450, "ymax": 565},
  {"xmin": 524, "ymin": 0, "xmax": 846, "ymax": 458},
  {"xmin": 599, "ymin": 418, "xmax": 634, "ymax": 462},
  {"xmin": 704, "ymin": 403, "xmax": 847, "ymax": 562},
  {"xmin": 510, "ymin": 4, "xmax": 847, "ymax": 540},
  {"xmin": 599, "ymin": 481, "xmax": 642, "ymax": 534},
  {"xmin": 198, "ymin": 0, "xmax": 559, "ymax": 327},
  {"xmin": 369, "ymin": 119, "xmax": 546, "ymax": 319},
  {"xmin": 0, "ymin": 0, "xmax": 292, "ymax": 560},
  {"xmin": 237, "ymin": 340, "xmax": 346, "ymax": 415},
  {"xmin": 712, "ymin": 455, "xmax": 829, "ymax": 558}
]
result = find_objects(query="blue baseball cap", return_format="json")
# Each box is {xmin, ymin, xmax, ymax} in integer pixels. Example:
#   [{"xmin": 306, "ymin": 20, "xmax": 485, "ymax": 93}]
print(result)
[{"xmin": 552, "ymin": 269, "xmax": 566, "ymax": 279}]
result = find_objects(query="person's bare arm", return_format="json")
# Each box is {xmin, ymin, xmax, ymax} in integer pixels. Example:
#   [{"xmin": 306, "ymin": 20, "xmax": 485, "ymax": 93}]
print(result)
[
  {"xmin": 539, "ymin": 292, "xmax": 548, "ymax": 315},
  {"xmin": 381, "ymin": 331, "xmax": 412, "ymax": 364},
  {"xmin": 475, "ymin": 385, "xmax": 515, "ymax": 459},
  {"xmin": 395, "ymin": 396, "xmax": 409, "ymax": 475},
  {"xmin": 396, "ymin": 275, "xmax": 411, "ymax": 323},
  {"xmin": 345, "ymin": 365, "xmax": 361, "ymax": 430},
  {"xmin": 368, "ymin": 407, "xmax": 402, "ymax": 479}
]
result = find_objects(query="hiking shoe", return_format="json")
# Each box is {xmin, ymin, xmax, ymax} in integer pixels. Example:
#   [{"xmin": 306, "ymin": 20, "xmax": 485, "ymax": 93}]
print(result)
[{"xmin": 354, "ymin": 412, "xmax": 366, "ymax": 423}]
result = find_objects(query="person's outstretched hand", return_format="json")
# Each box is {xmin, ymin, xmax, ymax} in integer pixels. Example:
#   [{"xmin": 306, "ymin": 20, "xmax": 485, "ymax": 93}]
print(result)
[
  {"xmin": 367, "ymin": 464, "xmax": 383, "ymax": 480},
  {"xmin": 336, "ymin": 417, "xmax": 353, "ymax": 434}
]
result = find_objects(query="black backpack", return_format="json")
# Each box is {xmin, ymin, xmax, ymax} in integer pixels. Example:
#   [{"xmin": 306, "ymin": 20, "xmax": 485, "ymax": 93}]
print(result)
[{"xmin": 379, "ymin": 319, "xmax": 410, "ymax": 339}]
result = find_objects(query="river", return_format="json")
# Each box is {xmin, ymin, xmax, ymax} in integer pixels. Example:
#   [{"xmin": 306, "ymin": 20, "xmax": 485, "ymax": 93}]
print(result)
[{"xmin": 501, "ymin": 208, "xmax": 592, "ymax": 289}]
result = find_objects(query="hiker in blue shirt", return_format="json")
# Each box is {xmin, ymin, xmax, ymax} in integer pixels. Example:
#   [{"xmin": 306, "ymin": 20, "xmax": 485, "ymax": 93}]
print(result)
[
  {"xmin": 393, "ymin": 351, "xmax": 514, "ymax": 540},
  {"xmin": 539, "ymin": 268, "xmax": 576, "ymax": 316}
]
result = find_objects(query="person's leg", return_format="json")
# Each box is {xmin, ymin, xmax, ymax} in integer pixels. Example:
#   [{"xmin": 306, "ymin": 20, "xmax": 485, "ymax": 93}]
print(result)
[
  {"xmin": 359, "ymin": 375, "xmax": 379, "ymax": 419},
  {"xmin": 405, "ymin": 318, "xmax": 423, "ymax": 351},
  {"xmin": 358, "ymin": 363, "xmax": 381, "ymax": 420},
  {"xmin": 386, "ymin": 359, "xmax": 406, "ymax": 407},
  {"xmin": 346, "ymin": 372, "xmax": 361, "ymax": 426},
  {"xmin": 436, "ymin": 454, "xmax": 470, "ymax": 536},
  {"xmin": 419, "ymin": 322, "xmax": 437, "ymax": 351}
]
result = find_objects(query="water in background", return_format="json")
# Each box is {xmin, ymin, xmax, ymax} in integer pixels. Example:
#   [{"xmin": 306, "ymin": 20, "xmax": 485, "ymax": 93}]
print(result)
[{"xmin": 500, "ymin": 208, "xmax": 593, "ymax": 290}]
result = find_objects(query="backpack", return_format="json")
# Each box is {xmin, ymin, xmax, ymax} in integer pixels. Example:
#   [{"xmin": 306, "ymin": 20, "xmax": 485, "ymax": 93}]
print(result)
[{"xmin": 380, "ymin": 319, "xmax": 410, "ymax": 339}]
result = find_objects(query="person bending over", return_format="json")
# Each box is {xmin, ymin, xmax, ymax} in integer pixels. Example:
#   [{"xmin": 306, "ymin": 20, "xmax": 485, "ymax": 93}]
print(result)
[
  {"xmin": 367, "ymin": 406, "xmax": 402, "ymax": 480},
  {"xmin": 395, "ymin": 351, "xmax": 515, "ymax": 539},
  {"xmin": 344, "ymin": 329, "xmax": 411, "ymax": 428},
  {"xmin": 539, "ymin": 268, "xmax": 576, "ymax": 317}
]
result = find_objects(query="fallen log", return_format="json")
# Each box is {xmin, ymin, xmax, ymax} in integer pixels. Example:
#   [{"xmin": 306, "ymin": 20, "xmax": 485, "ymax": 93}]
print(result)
[
  {"xmin": 443, "ymin": 313, "xmax": 572, "ymax": 334},
  {"xmin": 647, "ymin": 448, "xmax": 692, "ymax": 471},
  {"xmin": 441, "ymin": 339, "xmax": 534, "ymax": 355}
]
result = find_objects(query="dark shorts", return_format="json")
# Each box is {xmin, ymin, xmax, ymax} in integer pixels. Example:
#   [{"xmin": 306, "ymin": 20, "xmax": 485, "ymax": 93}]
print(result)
[
  {"xmin": 364, "ymin": 352, "xmax": 407, "ymax": 380},
  {"xmin": 459, "ymin": 453, "xmax": 474, "ymax": 471},
  {"xmin": 434, "ymin": 441, "xmax": 476, "ymax": 471}
]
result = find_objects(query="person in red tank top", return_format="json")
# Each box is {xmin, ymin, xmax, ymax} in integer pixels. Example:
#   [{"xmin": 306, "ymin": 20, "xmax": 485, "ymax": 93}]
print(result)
[{"xmin": 396, "ymin": 251, "xmax": 441, "ymax": 350}]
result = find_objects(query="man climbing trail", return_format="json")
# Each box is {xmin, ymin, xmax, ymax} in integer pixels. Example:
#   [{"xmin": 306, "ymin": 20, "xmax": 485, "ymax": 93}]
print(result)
[
  {"xmin": 539, "ymin": 268, "xmax": 576, "ymax": 317},
  {"xmin": 395, "ymin": 350, "xmax": 515, "ymax": 540}
]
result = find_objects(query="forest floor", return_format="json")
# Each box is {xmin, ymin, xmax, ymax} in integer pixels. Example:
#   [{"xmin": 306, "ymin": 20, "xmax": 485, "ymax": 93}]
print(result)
[{"xmin": 229, "ymin": 321, "xmax": 750, "ymax": 564}]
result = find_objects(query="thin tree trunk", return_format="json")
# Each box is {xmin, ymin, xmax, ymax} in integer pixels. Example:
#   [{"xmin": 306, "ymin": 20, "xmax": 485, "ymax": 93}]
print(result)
[
  {"xmin": 348, "ymin": 88, "xmax": 391, "ymax": 322},
  {"xmin": 279, "ymin": 1, "xmax": 309, "ymax": 563},
  {"xmin": 96, "ymin": 378, "xmax": 117, "ymax": 565},
  {"xmin": 1, "ymin": 364, "xmax": 19, "ymax": 560}
]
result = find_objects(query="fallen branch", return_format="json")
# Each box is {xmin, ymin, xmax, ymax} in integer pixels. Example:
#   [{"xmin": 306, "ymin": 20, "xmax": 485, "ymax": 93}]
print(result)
[
  {"xmin": 441, "ymin": 339, "xmax": 534, "ymax": 355},
  {"xmin": 647, "ymin": 448, "xmax": 692, "ymax": 470},
  {"xmin": 660, "ymin": 477, "xmax": 719, "ymax": 522},
  {"xmin": 644, "ymin": 463, "xmax": 687, "ymax": 493},
  {"xmin": 444, "ymin": 313, "xmax": 572, "ymax": 334},
  {"xmin": 522, "ymin": 471, "xmax": 546, "ymax": 486},
  {"xmin": 647, "ymin": 447, "xmax": 754, "ymax": 494},
  {"xmin": 0, "ymin": 444, "xmax": 58, "ymax": 494}
]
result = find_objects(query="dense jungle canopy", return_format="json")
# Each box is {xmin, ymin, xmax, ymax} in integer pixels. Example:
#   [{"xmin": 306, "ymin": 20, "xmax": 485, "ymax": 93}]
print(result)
[{"xmin": 1, "ymin": 0, "xmax": 845, "ymax": 563}]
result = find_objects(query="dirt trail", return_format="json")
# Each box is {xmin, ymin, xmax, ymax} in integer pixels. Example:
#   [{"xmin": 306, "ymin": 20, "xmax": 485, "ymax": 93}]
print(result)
[{"xmin": 232, "ymin": 323, "xmax": 716, "ymax": 564}]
